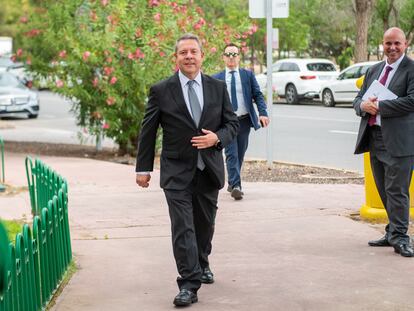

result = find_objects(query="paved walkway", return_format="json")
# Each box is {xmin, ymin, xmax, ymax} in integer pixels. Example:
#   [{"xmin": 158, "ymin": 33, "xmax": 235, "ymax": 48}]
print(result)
[{"xmin": 2, "ymin": 151, "xmax": 414, "ymax": 311}]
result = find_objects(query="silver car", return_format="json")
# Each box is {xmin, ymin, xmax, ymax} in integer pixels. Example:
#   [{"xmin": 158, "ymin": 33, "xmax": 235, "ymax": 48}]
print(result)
[{"xmin": 0, "ymin": 71, "xmax": 39, "ymax": 119}]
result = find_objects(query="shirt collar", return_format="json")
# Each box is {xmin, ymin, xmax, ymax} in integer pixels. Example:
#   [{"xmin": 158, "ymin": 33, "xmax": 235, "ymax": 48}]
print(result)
[
  {"xmin": 225, "ymin": 67, "xmax": 239, "ymax": 75},
  {"xmin": 179, "ymin": 70, "xmax": 202, "ymax": 86},
  {"xmin": 386, "ymin": 54, "xmax": 404, "ymax": 70}
]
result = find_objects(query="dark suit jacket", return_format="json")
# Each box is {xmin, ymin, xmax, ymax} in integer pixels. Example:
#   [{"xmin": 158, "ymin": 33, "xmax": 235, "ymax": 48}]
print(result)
[
  {"xmin": 353, "ymin": 55, "xmax": 414, "ymax": 156},
  {"xmin": 136, "ymin": 72, "xmax": 239, "ymax": 190},
  {"xmin": 213, "ymin": 68, "xmax": 268, "ymax": 130}
]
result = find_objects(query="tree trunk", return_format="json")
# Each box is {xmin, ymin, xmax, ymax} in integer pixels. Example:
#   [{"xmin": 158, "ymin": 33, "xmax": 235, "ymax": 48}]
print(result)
[{"xmin": 354, "ymin": 0, "xmax": 376, "ymax": 62}]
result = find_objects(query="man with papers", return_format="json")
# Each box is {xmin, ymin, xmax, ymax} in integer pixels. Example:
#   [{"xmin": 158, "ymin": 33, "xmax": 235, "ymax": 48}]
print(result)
[{"xmin": 353, "ymin": 27, "xmax": 414, "ymax": 258}]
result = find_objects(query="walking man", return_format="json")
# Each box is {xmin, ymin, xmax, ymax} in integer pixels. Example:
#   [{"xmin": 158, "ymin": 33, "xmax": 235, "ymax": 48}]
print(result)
[
  {"xmin": 353, "ymin": 27, "xmax": 414, "ymax": 257},
  {"xmin": 135, "ymin": 34, "xmax": 238, "ymax": 306},
  {"xmin": 213, "ymin": 43, "xmax": 269, "ymax": 200}
]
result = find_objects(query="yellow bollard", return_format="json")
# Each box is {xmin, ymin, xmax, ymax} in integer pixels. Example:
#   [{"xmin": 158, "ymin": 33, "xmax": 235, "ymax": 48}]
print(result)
[{"xmin": 360, "ymin": 153, "xmax": 414, "ymax": 222}]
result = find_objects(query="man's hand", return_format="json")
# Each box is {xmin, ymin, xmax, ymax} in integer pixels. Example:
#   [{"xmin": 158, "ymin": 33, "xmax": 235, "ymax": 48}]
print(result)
[
  {"xmin": 191, "ymin": 129, "xmax": 218, "ymax": 149},
  {"xmin": 259, "ymin": 116, "xmax": 270, "ymax": 128},
  {"xmin": 136, "ymin": 174, "xmax": 151, "ymax": 188},
  {"xmin": 361, "ymin": 96, "xmax": 379, "ymax": 115}
]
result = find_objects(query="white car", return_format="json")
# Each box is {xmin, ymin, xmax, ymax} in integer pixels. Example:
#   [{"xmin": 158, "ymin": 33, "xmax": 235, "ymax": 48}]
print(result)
[
  {"xmin": 256, "ymin": 58, "xmax": 338, "ymax": 104},
  {"xmin": 320, "ymin": 61, "xmax": 379, "ymax": 107}
]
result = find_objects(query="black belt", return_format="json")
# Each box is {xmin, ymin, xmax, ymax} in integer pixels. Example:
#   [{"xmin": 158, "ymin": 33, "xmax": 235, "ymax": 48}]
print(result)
[{"xmin": 238, "ymin": 114, "xmax": 249, "ymax": 120}]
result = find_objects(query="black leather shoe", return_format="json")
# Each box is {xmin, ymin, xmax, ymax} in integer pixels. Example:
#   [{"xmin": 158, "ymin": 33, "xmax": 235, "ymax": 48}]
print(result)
[
  {"xmin": 231, "ymin": 186, "xmax": 243, "ymax": 200},
  {"xmin": 201, "ymin": 267, "xmax": 214, "ymax": 284},
  {"xmin": 393, "ymin": 243, "xmax": 414, "ymax": 257},
  {"xmin": 368, "ymin": 236, "xmax": 391, "ymax": 247},
  {"xmin": 173, "ymin": 289, "xmax": 198, "ymax": 307}
]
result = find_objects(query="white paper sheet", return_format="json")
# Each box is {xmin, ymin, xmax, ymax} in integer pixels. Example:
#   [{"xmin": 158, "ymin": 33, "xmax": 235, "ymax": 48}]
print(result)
[{"xmin": 362, "ymin": 79, "xmax": 398, "ymax": 101}]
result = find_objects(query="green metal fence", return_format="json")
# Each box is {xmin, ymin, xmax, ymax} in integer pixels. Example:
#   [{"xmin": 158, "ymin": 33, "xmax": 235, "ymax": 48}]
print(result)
[
  {"xmin": 0, "ymin": 137, "xmax": 4, "ymax": 184},
  {"xmin": 26, "ymin": 157, "xmax": 66, "ymax": 216},
  {"xmin": 0, "ymin": 158, "xmax": 72, "ymax": 311}
]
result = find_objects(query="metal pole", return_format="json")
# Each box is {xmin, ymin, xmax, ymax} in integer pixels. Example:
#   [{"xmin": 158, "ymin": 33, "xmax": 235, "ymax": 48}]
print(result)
[{"xmin": 266, "ymin": 0, "xmax": 273, "ymax": 167}]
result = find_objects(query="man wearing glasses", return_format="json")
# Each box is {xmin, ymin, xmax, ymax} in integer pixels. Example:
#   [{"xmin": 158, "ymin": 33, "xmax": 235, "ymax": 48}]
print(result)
[{"xmin": 213, "ymin": 43, "xmax": 269, "ymax": 200}]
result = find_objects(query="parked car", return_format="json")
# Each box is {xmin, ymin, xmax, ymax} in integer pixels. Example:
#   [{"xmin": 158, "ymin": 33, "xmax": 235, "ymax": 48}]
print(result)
[
  {"xmin": 0, "ymin": 71, "xmax": 39, "ymax": 119},
  {"xmin": 256, "ymin": 58, "xmax": 338, "ymax": 104},
  {"xmin": 0, "ymin": 56, "xmax": 33, "ymax": 87},
  {"xmin": 320, "ymin": 61, "xmax": 379, "ymax": 107}
]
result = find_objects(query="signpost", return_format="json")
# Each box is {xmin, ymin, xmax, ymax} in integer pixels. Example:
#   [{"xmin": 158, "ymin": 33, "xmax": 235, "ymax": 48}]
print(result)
[{"xmin": 249, "ymin": 0, "xmax": 289, "ymax": 166}]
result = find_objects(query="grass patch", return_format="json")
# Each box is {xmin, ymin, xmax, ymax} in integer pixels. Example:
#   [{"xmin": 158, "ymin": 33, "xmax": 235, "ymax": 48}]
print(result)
[
  {"xmin": 1, "ymin": 219, "xmax": 24, "ymax": 243},
  {"xmin": 46, "ymin": 260, "xmax": 77, "ymax": 310}
]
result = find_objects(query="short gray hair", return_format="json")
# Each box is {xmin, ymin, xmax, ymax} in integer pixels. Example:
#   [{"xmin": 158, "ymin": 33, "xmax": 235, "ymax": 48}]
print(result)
[{"xmin": 175, "ymin": 33, "xmax": 203, "ymax": 52}]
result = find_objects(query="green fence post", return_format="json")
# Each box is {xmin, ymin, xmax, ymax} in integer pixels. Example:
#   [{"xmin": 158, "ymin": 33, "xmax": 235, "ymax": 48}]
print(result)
[
  {"xmin": 25, "ymin": 157, "xmax": 37, "ymax": 216},
  {"xmin": 31, "ymin": 217, "xmax": 42, "ymax": 310},
  {"xmin": 0, "ymin": 137, "xmax": 5, "ymax": 193}
]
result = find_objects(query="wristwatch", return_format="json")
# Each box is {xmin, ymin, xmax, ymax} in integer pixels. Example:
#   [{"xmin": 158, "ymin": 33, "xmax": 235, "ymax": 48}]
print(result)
[{"xmin": 215, "ymin": 139, "xmax": 223, "ymax": 150}]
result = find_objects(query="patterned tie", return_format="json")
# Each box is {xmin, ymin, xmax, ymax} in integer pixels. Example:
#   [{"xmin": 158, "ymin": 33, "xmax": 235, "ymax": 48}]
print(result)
[
  {"xmin": 187, "ymin": 80, "xmax": 205, "ymax": 170},
  {"xmin": 230, "ymin": 70, "xmax": 238, "ymax": 111},
  {"xmin": 368, "ymin": 65, "xmax": 393, "ymax": 126}
]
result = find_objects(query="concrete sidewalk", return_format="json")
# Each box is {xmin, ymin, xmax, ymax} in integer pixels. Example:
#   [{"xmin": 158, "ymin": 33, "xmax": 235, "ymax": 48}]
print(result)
[{"xmin": 2, "ymin": 151, "xmax": 414, "ymax": 311}]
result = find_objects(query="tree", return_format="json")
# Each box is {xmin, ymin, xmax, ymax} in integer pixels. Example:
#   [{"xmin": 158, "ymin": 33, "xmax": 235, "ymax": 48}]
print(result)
[
  {"xmin": 353, "ymin": 0, "xmax": 376, "ymax": 62},
  {"xmin": 16, "ymin": 0, "xmax": 253, "ymax": 154}
]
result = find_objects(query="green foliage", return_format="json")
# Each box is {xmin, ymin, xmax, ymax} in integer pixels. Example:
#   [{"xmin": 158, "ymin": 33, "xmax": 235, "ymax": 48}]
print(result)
[
  {"xmin": 1, "ymin": 219, "xmax": 23, "ymax": 243},
  {"xmin": 16, "ymin": 0, "xmax": 253, "ymax": 154},
  {"xmin": 337, "ymin": 47, "xmax": 354, "ymax": 70}
]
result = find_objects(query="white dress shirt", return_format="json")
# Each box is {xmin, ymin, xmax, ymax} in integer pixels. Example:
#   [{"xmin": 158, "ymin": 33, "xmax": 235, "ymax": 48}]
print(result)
[{"xmin": 178, "ymin": 70, "xmax": 204, "ymax": 116}]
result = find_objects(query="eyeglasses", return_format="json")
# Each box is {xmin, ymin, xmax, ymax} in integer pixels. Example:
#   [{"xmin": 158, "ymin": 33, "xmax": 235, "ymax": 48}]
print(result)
[{"xmin": 223, "ymin": 52, "xmax": 239, "ymax": 57}]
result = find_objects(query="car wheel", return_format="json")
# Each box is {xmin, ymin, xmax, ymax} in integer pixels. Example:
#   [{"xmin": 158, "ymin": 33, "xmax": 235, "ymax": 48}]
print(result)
[
  {"xmin": 285, "ymin": 84, "xmax": 298, "ymax": 104},
  {"xmin": 322, "ymin": 89, "xmax": 335, "ymax": 107}
]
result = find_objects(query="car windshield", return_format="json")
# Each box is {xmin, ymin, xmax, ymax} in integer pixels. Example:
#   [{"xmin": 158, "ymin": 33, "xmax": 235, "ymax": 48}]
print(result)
[
  {"xmin": 0, "ymin": 57, "xmax": 14, "ymax": 68},
  {"xmin": 306, "ymin": 63, "xmax": 336, "ymax": 72},
  {"xmin": 0, "ymin": 72, "xmax": 23, "ymax": 87}
]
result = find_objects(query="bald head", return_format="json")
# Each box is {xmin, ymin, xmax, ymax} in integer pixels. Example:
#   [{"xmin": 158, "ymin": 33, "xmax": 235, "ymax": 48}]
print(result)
[{"xmin": 383, "ymin": 27, "xmax": 407, "ymax": 64}]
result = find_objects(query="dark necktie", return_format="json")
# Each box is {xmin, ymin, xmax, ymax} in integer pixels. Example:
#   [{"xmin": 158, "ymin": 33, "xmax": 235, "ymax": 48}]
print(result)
[
  {"xmin": 368, "ymin": 65, "xmax": 393, "ymax": 126},
  {"xmin": 187, "ymin": 80, "xmax": 205, "ymax": 170},
  {"xmin": 230, "ymin": 70, "xmax": 238, "ymax": 111}
]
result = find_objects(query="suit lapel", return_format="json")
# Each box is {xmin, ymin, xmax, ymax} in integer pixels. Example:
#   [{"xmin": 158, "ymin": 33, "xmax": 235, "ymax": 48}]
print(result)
[
  {"xmin": 388, "ymin": 55, "xmax": 408, "ymax": 90},
  {"xmin": 168, "ymin": 73, "xmax": 196, "ymax": 127}
]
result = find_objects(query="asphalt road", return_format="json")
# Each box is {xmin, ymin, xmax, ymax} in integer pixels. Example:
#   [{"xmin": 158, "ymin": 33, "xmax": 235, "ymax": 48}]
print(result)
[
  {"xmin": 246, "ymin": 101, "xmax": 364, "ymax": 173},
  {"xmin": 0, "ymin": 92, "xmax": 363, "ymax": 172},
  {"xmin": 0, "ymin": 91, "xmax": 115, "ymax": 148}
]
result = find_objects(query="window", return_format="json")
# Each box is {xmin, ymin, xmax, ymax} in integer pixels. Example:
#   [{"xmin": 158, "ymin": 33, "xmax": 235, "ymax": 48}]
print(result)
[{"xmin": 307, "ymin": 63, "xmax": 336, "ymax": 72}]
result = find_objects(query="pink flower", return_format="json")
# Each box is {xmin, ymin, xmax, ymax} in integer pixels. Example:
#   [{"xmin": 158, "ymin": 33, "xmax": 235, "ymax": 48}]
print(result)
[
  {"xmin": 135, "ymin": 28, "xmax": 142, "ymax": 38},
  {"xmin": 118, "ymin": 46, "xmax": 124, "ymax": 54},
  {"xmin": 193, "ymin": 23, "xmax": 202, "ymax": 30},
  {"xmin": 210, "ymin": 47, "xmax": 217, "ymax": 53},
  {"xmin": 103, "ymin": 66, "xmax": 114, "ymax": 76},
  {"xmin": 90, "ymin": 11, "xmax": 97, "ymax": 21},
  {"xmin": 24, "ymin": 29, "xmax": 41, "ymax": 38},
  {"xmin": 127, "ymin": 53, "xmax": 134, "ymax": 60},
  {"xmin": 26, "ymin": 58, "xmax": 31, "ymax": 65},
  {"xmin": 59, "ymin": 50, "xmax": 67, "ymax": 58},
  {"xmin": 101, "ymin": 0, "xmax": 109, "ymax": 6},
  {"xmin": 10, "ymin": 55, "xmax": 16, "ymax": 62},
  {"xmin": 251, "ymin": 24, "xmax": 258, "ymax": 33},
  {"xmin": 106, "ymin": 57, "xmax": 112, "ymax": 63},
  {"xmin": 102, "ymin": 123, "xmax": 110, "ymax": 129},
  {"xmin": 106, "ymin": 97, "xmax": 115, "ymax": 105},
  {"xmin": 170, "ymin": 2, "xmax": 178, "ymax": 8},
  {"xmin": 134, "ymin": 48, "xmax": 145, "ymax": 59},
  {"xmin": 16, "ymin": 48, "xmax": 23, "ymax": 57},
  {"xmin": 56, "ymin": 80, "xmax": 64, "ymax": 88},
  {"xmin": 154, "ymin": 13, "xmax": 161, "ymax": 22},
  {"xmin": 159, "ymin": 51, "xmax": 166, "ymax": 57},
  {"xmin": 104, "ymin": 50, "xmax": 110, "ymax": 57},
  {"xmin": 241, "ymin": 47, "xmax": 248, "ymax": 53},
  {"xmin": 83, "ymin": 51, "xmax": 91, "ymax": 61},
  {"xmin": 149, "ymin": 0, "xmax": 159, "ymax": 7},
  {"xmin": 109, "ymin": 76, "xmax": 117, "ymax": 84},
  {"xmin": 20, "ymin": 16, "xmax": 28, "ymax": 24},
  {"xmin": 92, "ymin": 77, "xmax": 99, "ymax": 87}
]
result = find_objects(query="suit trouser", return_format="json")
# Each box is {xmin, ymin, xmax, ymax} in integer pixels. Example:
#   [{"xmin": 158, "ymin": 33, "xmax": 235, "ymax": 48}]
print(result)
[
  {"xmin": 369, "ymin": 126, "xmax": 414, "ymax": 245},
  {"xmin": 164, "ymin": 169, "xmax": 218, "ymax": 292},
  {"xmin": 225, "ymin": 116, "xmax": 252, "ymax": 188}
]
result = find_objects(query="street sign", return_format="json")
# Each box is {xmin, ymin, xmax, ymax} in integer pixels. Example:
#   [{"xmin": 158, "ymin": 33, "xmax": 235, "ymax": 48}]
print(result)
[{"xmin": 249, "ymin": 0, "xmax": 289, "ymax": 18}]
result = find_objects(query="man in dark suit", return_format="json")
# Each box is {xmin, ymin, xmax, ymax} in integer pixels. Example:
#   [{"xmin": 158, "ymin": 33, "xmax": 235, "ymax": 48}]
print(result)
[
  {"xmin": 213, "ymin": 43, "xmax": 269, "ymax": 200},
  {"xmin": 353, "ymin": 27, "xmax": 414, "ymax": 257},
  {"xmin": 135, "ymin": 34, "xmax": 238, "ymax": 306}
]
